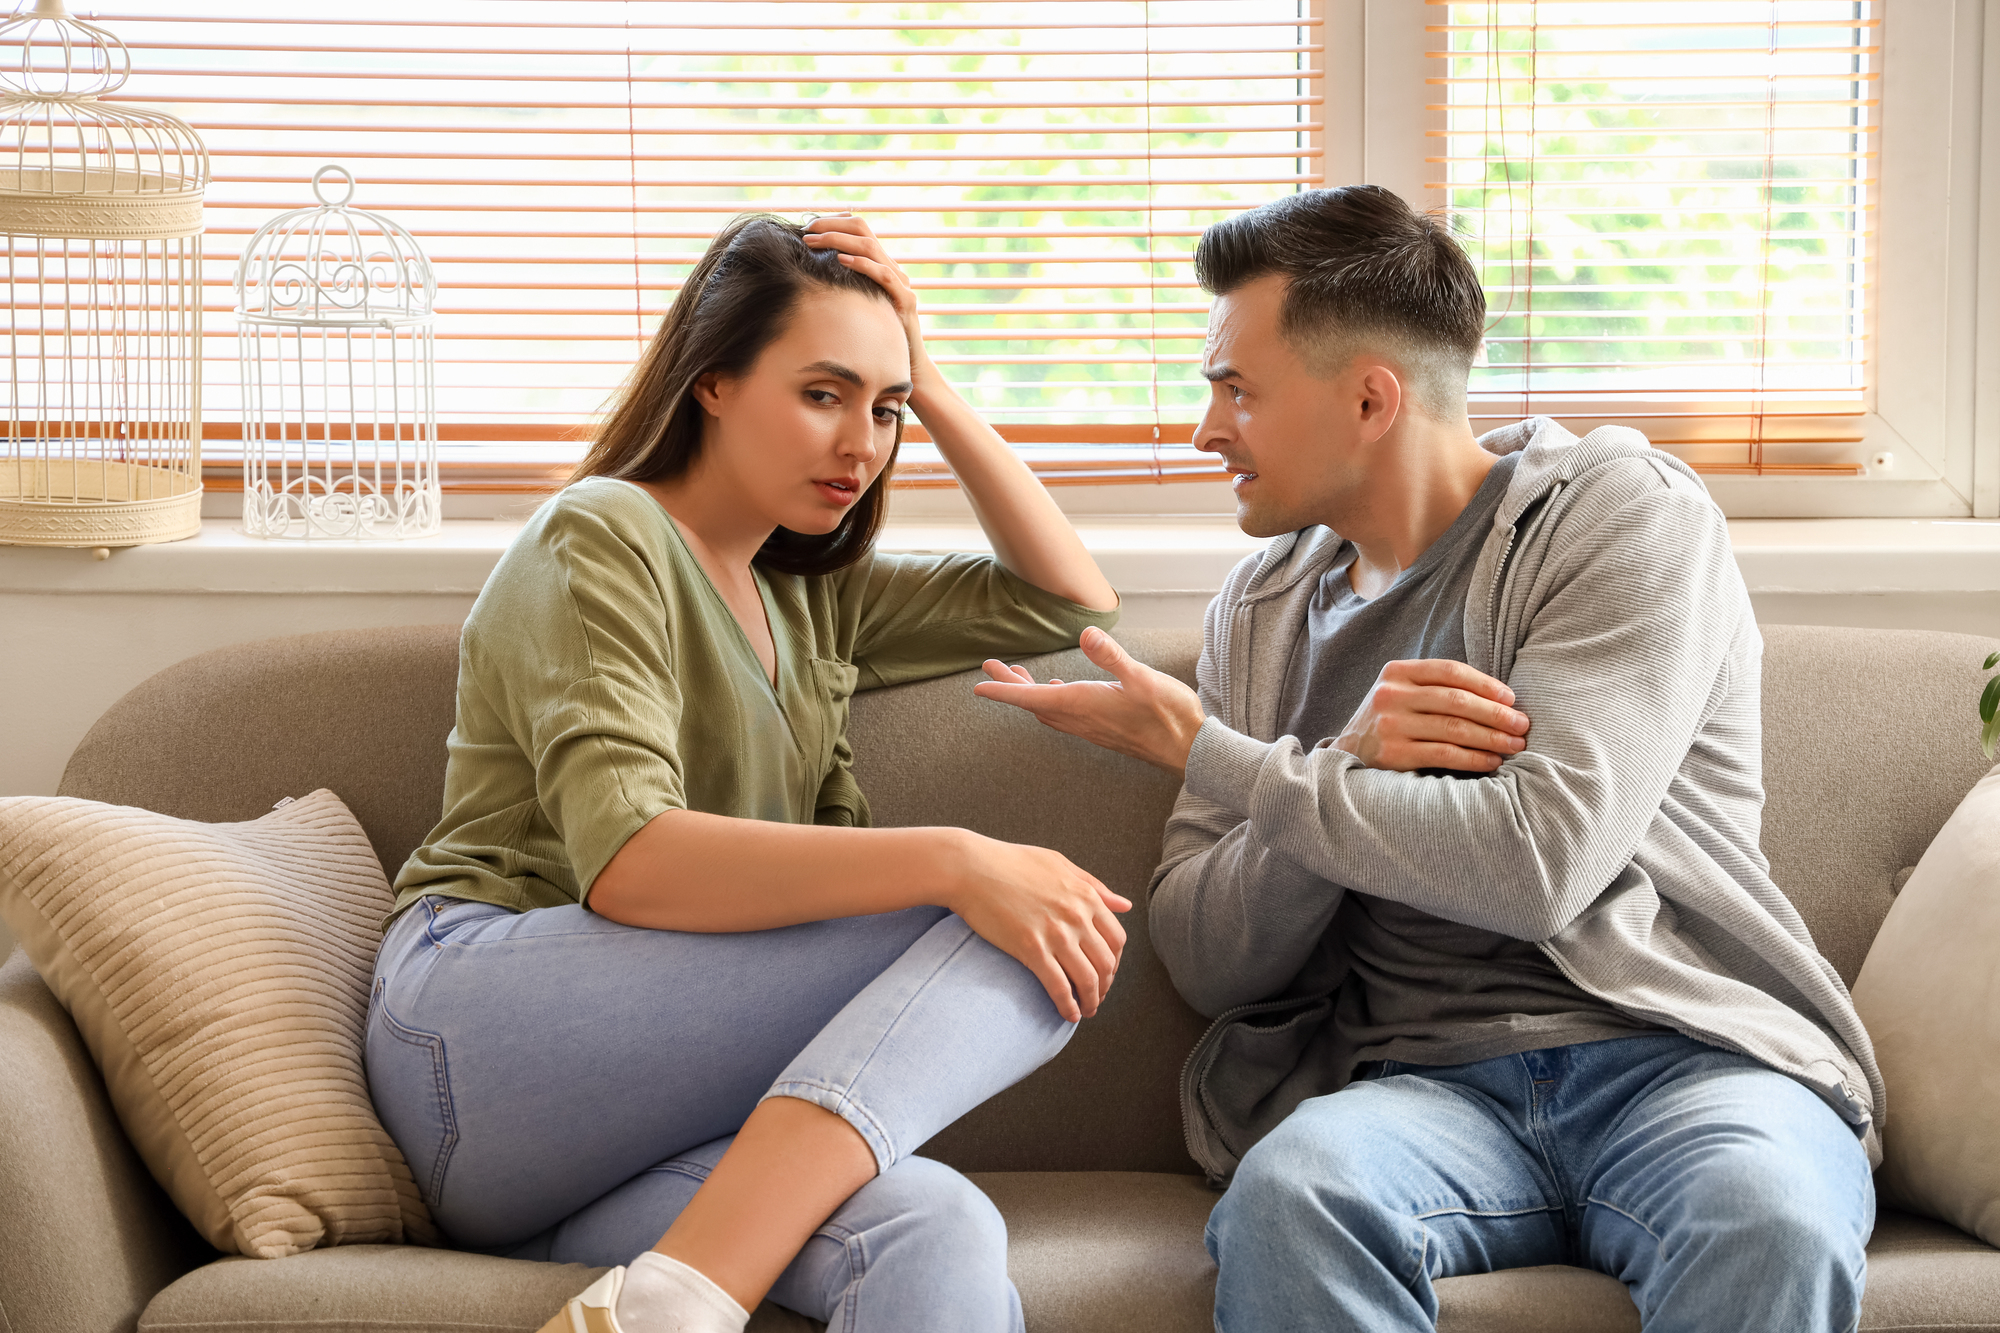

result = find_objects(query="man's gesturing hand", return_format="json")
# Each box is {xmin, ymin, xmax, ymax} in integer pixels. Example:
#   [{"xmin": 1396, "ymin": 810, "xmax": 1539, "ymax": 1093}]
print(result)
[
  {"xmin": 1335, "ymin": 659, "xmax": 1530, "ymax": 773},
  {"xmin": 973, "ymin": 626, "xmax": 1207, "ymax": 776}
]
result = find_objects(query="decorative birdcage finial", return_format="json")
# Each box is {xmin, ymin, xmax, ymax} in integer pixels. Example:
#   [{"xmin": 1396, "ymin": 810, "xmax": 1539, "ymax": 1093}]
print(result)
[{"xmin": 235, "ymin": 166, "xmax": 441, "ymax": 541}]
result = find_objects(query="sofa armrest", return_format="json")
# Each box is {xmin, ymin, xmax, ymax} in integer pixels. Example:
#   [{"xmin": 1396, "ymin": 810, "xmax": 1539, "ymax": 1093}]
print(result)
[{"xmin": 0, "ymin": 948, "xmax": 209, "ymax": 1333}]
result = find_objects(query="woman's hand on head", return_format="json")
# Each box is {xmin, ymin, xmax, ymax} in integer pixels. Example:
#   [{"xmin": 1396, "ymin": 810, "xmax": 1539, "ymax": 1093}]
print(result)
[
  {"xmin": 803, "ymin": 215, "xmax": 936, "ymax": 386},
  {"xmin": 939, "ymin": 830, "xmax": 1131, "ymax": 1023}
]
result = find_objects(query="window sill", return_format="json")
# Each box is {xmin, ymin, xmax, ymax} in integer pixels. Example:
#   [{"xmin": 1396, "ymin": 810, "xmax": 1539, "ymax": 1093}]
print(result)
[{"xmin": 7, "ymin": 515, "xmax": 2000, "ymax": 603}]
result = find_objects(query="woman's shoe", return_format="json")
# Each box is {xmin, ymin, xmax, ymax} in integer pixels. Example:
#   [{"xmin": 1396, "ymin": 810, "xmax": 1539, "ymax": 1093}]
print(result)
[{"xmin": 537, "ymin": 1266, "xmax": 627, "ymax": 1333}]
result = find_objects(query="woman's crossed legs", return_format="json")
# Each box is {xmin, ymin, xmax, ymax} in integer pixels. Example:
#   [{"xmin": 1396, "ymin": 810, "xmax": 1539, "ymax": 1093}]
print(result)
[{"xmin": 366, "ymin": 896, "xmax": 1074, "ymax": 1331}]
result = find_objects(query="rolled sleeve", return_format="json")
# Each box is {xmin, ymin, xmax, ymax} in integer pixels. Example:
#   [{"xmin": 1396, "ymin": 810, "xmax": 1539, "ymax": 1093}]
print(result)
[
  {"xmin": 530, "ymin": 675, "xmax": 687, "ymax": 898},
  {"xmin": 498, "ymin": 499, "xmax": 693, "ymax": 902}
]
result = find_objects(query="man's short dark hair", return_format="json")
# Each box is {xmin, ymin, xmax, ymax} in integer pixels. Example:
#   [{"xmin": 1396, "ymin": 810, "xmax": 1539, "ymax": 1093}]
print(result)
[{"xmin": 1195, "ymin": 185, "xmax": 1486, "ymax": 419}]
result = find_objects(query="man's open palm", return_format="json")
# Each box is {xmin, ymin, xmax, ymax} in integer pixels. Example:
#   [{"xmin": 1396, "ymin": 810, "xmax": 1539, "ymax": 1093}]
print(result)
[{"xmin": 974, "ymin": 627, "xmax": 1208, "ymax": 775}]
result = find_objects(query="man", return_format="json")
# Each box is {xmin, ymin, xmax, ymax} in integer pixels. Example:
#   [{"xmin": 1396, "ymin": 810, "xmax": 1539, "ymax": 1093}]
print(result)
[{"xmin": 973, "ymin": 185, "xmax": 1879, "ymax": 1332}]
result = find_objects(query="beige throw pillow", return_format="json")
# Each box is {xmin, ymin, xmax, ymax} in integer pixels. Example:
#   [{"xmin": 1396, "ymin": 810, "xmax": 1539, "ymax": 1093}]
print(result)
[
  {"xmin": 0, "ymin": 789, "xmax": 436, "ymax": 1258},
  {"xmin": 1853, "ymin": 762, "xmax": 2000, "ymax": 1247}
]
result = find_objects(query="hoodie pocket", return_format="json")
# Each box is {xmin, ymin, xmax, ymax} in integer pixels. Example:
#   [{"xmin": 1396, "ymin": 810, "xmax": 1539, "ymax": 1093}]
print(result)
[{"xmin": 1186, "ymin": 994, "xmax": 1335, "ymax": 1176}]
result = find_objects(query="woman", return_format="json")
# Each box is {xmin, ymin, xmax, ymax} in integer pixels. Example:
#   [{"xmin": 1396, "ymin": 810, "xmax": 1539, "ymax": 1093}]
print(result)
[{"xmin": 366, "ymin": 213, "xmax": 1127, "ymax": 1333}]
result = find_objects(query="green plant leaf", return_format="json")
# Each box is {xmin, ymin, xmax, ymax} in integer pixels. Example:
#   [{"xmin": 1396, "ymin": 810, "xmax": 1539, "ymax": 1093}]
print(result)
[
  {"xmin": 1984, "ymin": 651, "xmax": 1999, "ymax": 671},
  {"xmin": 1983, "ymin": 709, "xmax": 2000, "ymax": 760},
  {"xmin": 1981, "ymin": 675, "xmax": 2000, "ymax": 725}
]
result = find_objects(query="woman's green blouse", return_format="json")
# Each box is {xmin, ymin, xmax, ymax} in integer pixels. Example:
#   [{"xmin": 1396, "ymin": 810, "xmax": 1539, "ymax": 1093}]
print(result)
[{"xmin": 389, "ymin": 477, "xmax": 1117, "ymax": 920}]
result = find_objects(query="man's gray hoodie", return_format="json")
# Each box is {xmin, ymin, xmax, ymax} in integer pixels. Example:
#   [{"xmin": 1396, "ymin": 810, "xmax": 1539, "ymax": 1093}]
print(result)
[{"xmin": 1150, "ymin": 417, "xmax": 1883, "ymax": 1186}]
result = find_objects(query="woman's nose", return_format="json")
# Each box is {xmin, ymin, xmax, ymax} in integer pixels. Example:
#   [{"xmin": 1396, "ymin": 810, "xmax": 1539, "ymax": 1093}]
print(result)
[{"xmin": 838, "ymin": 410, "xmax": 879, "ymax": 460}]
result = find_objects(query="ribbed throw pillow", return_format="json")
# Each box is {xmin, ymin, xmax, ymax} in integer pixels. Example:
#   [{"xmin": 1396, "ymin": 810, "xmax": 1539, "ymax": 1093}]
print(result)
[
  {"xmin": 1853, "ymin": 762, "xmax": 2000, "ymax": 1248},
  {"xmin": 0, "ymin": 789, "xmax": 436, "ymax": 1258}
]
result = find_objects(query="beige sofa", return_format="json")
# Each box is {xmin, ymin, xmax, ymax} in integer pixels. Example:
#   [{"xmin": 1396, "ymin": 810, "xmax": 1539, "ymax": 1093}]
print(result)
[{"xmin": 6, "ymin": 622, "xmax": 2000, "ymax": 1333}]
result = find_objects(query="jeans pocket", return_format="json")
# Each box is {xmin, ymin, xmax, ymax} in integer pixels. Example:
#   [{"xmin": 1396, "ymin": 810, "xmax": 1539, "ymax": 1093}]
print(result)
[{"xmin": 365, "ymin": 978, "xmax": 460, "ymax": 1209}]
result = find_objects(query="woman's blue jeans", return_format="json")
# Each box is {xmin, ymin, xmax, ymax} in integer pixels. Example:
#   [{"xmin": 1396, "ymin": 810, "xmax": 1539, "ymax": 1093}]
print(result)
[
  {"xmin": 365, "ymin": 896, "xmax": 1075, "ymax": 1333},
  {"xmin": 1206, "ymin": 1032, "xmax": 1875, "ymax": 1333}
]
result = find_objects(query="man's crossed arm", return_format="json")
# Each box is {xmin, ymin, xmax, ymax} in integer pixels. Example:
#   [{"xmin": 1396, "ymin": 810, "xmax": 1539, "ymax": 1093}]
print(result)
[{"xmin": 971, "ymin": 482, "xmax": 1744, "ymax": 958}]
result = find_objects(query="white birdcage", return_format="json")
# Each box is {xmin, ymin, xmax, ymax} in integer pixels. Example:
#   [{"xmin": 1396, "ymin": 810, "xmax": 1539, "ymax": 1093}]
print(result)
[
  {"xmin": 235, "ymin": 165, "xmax": 439, "ymax": 540},
  {"xmin": 0, "ymin": 0, "xmax": 208, "ymax": 549}
]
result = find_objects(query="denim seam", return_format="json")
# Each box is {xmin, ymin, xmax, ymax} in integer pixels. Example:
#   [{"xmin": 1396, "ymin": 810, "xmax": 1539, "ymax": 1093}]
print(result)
[
  {"xmin": 831, "ymin": 1221, "xmax": 870, "ymax": 1332},
  {"xmin": 1519, "ymin": 1054, "xmax": 1577, "ymax": 1234},
  {"xmin": 373, "ymin": 992, "xmax": 459, "ymax": 1205},
  {"xmin": 1583, "ymin": 1195, "xmax": 1666, "ymax": 1263},
  {"xmin": 767, "ymin": 925, "xmax": 981, "ymax": 1172},
  {"xmin": 1412, "ymin": 1203, "xmax": 1562, "ymax": 1222}
]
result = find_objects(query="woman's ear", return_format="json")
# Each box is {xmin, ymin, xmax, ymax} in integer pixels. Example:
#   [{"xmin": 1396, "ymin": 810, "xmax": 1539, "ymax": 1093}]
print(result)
[{"xmin": 691, "ymin": 369, "xmax": 731, "ymax": 418}]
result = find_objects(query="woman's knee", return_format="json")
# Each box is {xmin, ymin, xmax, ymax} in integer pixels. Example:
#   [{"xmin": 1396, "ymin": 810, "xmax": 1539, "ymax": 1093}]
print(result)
[{"xmin": 850, "ymin": 1156, "xmax": 1007, "ymax": 1254}]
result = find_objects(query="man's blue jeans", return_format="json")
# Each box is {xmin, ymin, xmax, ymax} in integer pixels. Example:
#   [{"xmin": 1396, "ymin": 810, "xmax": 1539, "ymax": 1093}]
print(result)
[
  {"xmin": 1207, "ymin": 1033, "xmax": 1874, "ymax": 1332},
  {"xmin": 365, "ymin": 896, "xmax": 1075, "ymax": 1333}
]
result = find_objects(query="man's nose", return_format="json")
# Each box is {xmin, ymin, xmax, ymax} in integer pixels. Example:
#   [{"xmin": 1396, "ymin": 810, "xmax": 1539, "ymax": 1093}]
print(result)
[{"xmin": 1194, "ymin": 394, "xmax": 1231, "ymax": 455}]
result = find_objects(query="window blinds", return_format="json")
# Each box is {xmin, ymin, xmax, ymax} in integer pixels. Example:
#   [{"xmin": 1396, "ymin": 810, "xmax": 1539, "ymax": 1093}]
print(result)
[
  {"xmin": 1429, "ymin": 1, "xmax": 1877, "ymax": 475},
  {"xmin": 91, "ymin": 0, "xmax": 1322, "ymax": 486}
]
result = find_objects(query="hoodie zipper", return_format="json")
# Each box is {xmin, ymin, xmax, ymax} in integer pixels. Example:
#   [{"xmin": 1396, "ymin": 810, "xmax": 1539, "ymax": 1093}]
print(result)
[{"xmin": 1177, "ymin": 987, "xmax": 1338, "ymax": 1182}]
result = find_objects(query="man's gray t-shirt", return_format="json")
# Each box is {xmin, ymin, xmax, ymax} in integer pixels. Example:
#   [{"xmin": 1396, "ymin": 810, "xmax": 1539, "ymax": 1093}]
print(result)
[{"xmin": 1280, "ymin": 453, "xmax": 1652, "ymax": 1067}]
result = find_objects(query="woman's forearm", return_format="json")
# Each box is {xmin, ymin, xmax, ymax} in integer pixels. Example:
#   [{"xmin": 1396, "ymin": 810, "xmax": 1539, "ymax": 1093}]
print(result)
[
  {"xmin": 587, "ymin": 808, "xmax": 972, "ymax": 931},
  {"xmin": 908, "ymin": 361, "xmax": 1118, "ymax": 612}
]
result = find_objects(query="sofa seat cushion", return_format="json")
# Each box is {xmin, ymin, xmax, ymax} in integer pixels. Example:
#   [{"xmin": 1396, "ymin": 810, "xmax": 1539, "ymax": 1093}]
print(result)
[
  {"xmin": 971, "ymin": 1171, "xmax": 1219, "ymax": 1333},
  {"xmin": 1429, "ymin": 1209, "xmax": 2000, "ymax": 1333},
  {"xmin": 135, "ymin": 1182, "xmax": 2000, "ymax": 1333},
  {"xmin": 135, "ymin": 1245, "xmax": 818, "ymax": 1333}
]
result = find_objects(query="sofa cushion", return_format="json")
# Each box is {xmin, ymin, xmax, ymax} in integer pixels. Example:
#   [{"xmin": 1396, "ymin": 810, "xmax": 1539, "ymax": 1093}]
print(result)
[
  {"xmin": 131, "ymin": 1179, "xmax": 2000, "ymax": 1333},
  {"xmin": 1853, "ymin": 761, "xmax": 2000, "ymax": 1248},
  {"xmin": 1758, "ymin": 625, "xmax": 2000, "ymax": 985},
  {"xmin": 975, "ymin": 1171, "xmax": 1217, "ymax": 1333},
  {"xmin": 1428, "ymin": 1210, "xmax": 2000, "ymax": 1333},
  {"xmin": 0, "ymin": 789, "xmax": 434, "ymax": 1258},
  {"xmin": 134, "ymin": 1245, "xmax": 815, "ymax": 1333},
  {"xmin": 57, "ymin": 624, "xmax": 462, "ymax": 881},
  {"xmin": 0, "ymin": 948, "xmax": 208, "ymax": 1333}
]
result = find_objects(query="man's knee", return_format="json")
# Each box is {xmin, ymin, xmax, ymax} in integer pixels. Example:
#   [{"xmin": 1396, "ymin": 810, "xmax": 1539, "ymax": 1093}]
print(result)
[
  {"xmin": 1596, "ymin": 1134, "xmax": 1870, "ymax": 1296},
  {"xmin": 1211, "ymin": 1107, "xmax": 1400, "ymax": 1256},
  {"xmin": 1682, "ymin": 1155, "xmax": 1867, "ymax": 1262}
]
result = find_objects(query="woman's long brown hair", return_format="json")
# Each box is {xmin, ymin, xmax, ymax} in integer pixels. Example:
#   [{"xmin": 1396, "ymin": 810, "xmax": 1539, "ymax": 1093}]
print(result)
[{"xmin": 568, "ymin": 214, "xmax": 902, "ymax": 576}]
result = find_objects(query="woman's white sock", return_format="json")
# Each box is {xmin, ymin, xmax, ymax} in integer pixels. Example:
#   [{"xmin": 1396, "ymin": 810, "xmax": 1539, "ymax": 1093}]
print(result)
[{"xmin": 614, "ymin": 1251, "xmax": 751, "ymax": 1333}]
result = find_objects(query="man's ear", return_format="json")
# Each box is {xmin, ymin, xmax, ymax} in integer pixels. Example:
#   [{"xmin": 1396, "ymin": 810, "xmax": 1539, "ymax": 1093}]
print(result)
[{"xmin": 1353, "ymin": 362, "xmax": 1404, "ymax": 444}]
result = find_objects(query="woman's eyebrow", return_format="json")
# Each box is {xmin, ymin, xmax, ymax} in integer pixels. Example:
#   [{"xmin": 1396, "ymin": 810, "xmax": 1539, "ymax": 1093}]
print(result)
[{"xmin": 799, "ymin": 360, "xmax": 912, "ymax": 395}]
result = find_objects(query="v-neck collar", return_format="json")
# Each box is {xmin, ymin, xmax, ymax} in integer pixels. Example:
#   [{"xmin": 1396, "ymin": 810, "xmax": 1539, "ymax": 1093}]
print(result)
[{"xmin": 616, "ymin": 479, "xmax": 785, "ymax": 698}]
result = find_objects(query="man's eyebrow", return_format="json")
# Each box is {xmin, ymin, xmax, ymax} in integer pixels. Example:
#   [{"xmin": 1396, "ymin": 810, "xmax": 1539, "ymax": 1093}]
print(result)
[
  {"xmin": 800, "ymin": 361, "xmax": 913, "ymax": 395},
  {"xmin": 1201, "ymin": 362, "xmax": 1240, "ymax": 384}
]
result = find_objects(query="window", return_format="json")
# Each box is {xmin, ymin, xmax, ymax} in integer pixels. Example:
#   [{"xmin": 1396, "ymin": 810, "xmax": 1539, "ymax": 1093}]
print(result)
[
  {"xmin": 1431, "ymin": 1, "xmax": 1878, "ymax": 476},
  {"xmin": 103, "ymin": 0, "xmax": 1321, "ymax": 489},
  {"xmin": 49, "ymin": 4, "xmax": 1997, "ymax": 515}
]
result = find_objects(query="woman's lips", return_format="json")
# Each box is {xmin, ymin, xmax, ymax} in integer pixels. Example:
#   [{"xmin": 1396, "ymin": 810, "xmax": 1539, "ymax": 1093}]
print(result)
[{"xmin": 815, "ymin": 478, "xmax": 861, "ymax": 507}]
